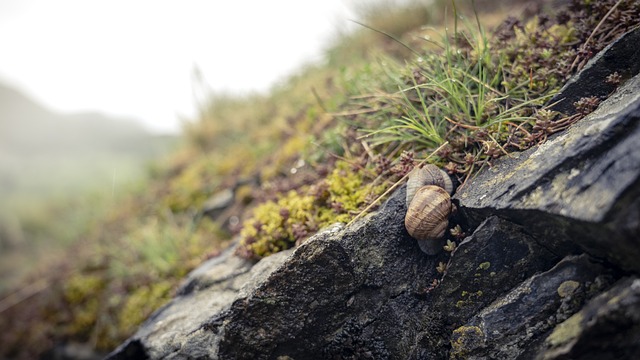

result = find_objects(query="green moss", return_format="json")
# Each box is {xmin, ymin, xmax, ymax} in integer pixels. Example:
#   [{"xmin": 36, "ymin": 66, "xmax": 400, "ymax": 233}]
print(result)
[
  {"xmin": 557, "ymin": 280, "xmax": 580, "ymax": 298},
  {"xmin": 546, "ymin": 312, "xmax": 584, "ymax": 347},
  {"xmin": 63, "ymin": 273, "xmax": 107, "ymax": 337},
  {"xmin": 164, "ymin": 156, "xmax": 220, "ymax": 212},
  {"xmin": 326, "ymin": 160, "xmax": 386, "ymax": 216},
  {"xmin": 477, "ymin": 262, "xmax": 491, "ymax": 271},
  {"xmin": 64, "ymin": 273, "xmax": 106, "ymax": 305},
  {"xmin": 450, "ymin": 325, "xmax": 485, "ymax": 358},
  {"xmin": 456, "ymin": 290, "xmax": 484, "ymax": 309},
  {"xmin": 238, "ymin": 191, "xmax": 316, "ymax": 259},
  {"xmin": 501, "ymin": 16, "xmax": 577, "ymax": 94},
  {"xmin": 117, "ymin": 281, "xmax": 173, "ymax": 335},
  {"xmin": 237, "ymin": 160, "xmax": 387, "ymax": 259}
]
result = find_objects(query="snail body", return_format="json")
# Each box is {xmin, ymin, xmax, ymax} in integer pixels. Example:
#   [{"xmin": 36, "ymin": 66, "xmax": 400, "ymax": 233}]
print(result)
[{"xmin": 404, "ymin": 165, "xmax": 454, "ymax": 255}]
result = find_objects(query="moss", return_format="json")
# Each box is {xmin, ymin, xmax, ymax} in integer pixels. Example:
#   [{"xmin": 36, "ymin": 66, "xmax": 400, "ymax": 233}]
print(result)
[
  {"xmin": 237, "ymin": 160, "xmax": 387, "ymax": 259},
  {"xmin": 326, "ymin": 161, "xmax": 386, "ymax": 216},
  {"xmin": 477, "ymin": 262, "xmax": 491, "ymax": 271},
  {"xmin": 501, "ymin": 16, "xmax": 577, "ymax": 94},
  {"xmin": 456, "ymin": 290, "xmax": 484, "ymax": 309},
  {"xmin": 450, "ymin": 325, "xmax": 485, "ymax": 358},
  {"xmin": 546, "ymin": 312, "xmax": 584, "ymax": 347},
  {"xmin": 262, "ymin": 134, "xmax": 311, "ymax": 181},
  {"xmin": 63, "ymin": 273, "xmax": 107, "ymax": 336},
  {"xmin": 163, "ymin": 157, "xmax": 220, "ymax": 212},
  {"xmin": 64, "ymin": 273, "xmax": 106, "ymax": 305},
  {"xmin": 557, "ymin": 280, "xmax": 580, "ymax": 298},
  {"xmin": 117, "ymin": 281, "xmax": 173, "ymax": 336},
  {"xmin": 238, "ymin": 191, "xmax": 317, "ymax": 259}
]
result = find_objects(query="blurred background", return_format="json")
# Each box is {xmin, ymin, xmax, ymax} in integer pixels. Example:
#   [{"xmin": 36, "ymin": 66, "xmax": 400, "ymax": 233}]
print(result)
[
  {"xmin": 0, "ymin": 0, "xmax": 359, "ymax": 134},
  {"xmin": 0, "ymin": 0, "xmax": 365, "ymax": 291}
]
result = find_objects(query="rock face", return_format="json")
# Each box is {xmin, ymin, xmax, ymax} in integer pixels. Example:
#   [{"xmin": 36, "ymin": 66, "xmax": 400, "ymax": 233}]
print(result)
[
  {"xmin": 108, "ymin": 40, "xmax": 640, "ymax": 360},
  {"xmin": 456, "ymin": 71, "xmax": 640, "ymax": 274},
  {"xmin": 549, "ymin": 27, "xmax": 640, "ymax": 115}
]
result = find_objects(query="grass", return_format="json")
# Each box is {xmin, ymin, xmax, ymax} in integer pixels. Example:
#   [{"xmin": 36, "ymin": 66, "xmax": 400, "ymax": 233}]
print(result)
[{"xmin": 355, "ymin": 4, "xmax": 569, "ymax": 181}]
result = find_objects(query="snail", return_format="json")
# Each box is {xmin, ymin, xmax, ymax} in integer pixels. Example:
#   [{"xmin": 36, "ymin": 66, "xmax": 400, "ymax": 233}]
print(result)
[{"xmin": 404, "ymin": 165, "xmax": 454, "ymax": 255}]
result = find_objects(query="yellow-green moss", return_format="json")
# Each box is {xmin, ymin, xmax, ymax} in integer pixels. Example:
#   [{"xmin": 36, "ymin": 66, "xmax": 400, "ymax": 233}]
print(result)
[
  {"xmin": 63, "ymin": 273, "xmax": 107, "ymax": 336},
  {"xmin": 164, "ymin": 157, "xmax": 220, "ymax": 212},
  {"xmin": 117, "ymin": 281, "xmax": 173, "ymax": 335},
  {"xmin": 238, "ymin": 160, "xmax": 388, "ymax": 259},
  {"xmin": 64, "ymin": 273, "xmax": 106, "ymax": 305},
  {"xmin": 326, "ymin": 161, "xmax": 385, "ymax": 215},
  {"xmin": 557, "ymin": 280, "xmax": 580, "ymax": 298},
  {"xmin": 239, "ymin": 191, "xmax": 317, "ymax": 259},
  {"xmin": 546, "ymin": 312, "xmax": 584, "ymax": 347},
  {"xmin": 450, "ymin": 325, "xmax": 485, "ymax": 358},
  {"xmin": 456, "ymin": 290, "xmax": 484, "ymax": 309}
]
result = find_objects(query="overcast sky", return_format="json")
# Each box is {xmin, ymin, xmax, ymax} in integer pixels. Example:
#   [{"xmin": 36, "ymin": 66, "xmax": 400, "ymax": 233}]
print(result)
[{"xmin": 0, "ymin": 0, "xmax": 359, "ymax": 133}]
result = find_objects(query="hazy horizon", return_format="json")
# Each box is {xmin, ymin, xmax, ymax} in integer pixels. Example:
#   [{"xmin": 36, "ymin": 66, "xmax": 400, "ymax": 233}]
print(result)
[{"xmin": 0, "ymin": 0, "xmax": 361, "ymax": 134}]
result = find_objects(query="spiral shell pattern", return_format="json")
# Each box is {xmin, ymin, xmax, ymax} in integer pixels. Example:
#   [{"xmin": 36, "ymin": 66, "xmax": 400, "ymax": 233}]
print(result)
[
  {"xmin": 405, "ymin": 164, "xmax": 453, "ymax": 207},
  {"xmin": 404, "ymin": 185, "xmax": 452, "ymax": 243}
]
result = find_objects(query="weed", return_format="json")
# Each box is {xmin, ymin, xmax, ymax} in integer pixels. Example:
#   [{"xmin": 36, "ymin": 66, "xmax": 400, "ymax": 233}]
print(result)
[{"xmin": 355, "ymin": 7, "xmax": 566, "ymax": 180}]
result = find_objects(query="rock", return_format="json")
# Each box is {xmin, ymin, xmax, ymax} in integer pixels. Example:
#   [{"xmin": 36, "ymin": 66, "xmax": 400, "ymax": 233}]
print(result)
[
  {"xmin": 449, "ymin": 254, "xmax": 616, "ymax": 359},
  {"xmin": 107, "ymin": 244, "xmax": 292, "ymax": 359},
  {"xmin": 44, "ymin": 342, "xmax": 106, "ymax": 360},
  {"xmin": 455, "ymin": 72, "xmax": 640, "ymax": 273},
  {"xmin": 429, "ymin": 216, "xmax": 560, "ymax": 331},
  {"xmin": 108, "ymin": 187, "xmax": 450, "ymax": 359},
  {"xmin": 537, "ymin": 277, "xmax": 640, "ymax": 360},
  {"xmin": 549, "ymin": 27, "xmax": 640, "ymax": 115},
  {"xmin": 106, "ymin": 194, "xmax": 624, "ymax": 359},
  {"xmin": 201, "ymin": 188, "xmax": 235, "ymax": 219}
]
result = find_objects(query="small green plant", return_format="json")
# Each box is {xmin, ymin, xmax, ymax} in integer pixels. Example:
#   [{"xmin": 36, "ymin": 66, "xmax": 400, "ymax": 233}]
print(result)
[{"xmin": 357, "ymin": 8, "xmax": 566, "ymax": 179}]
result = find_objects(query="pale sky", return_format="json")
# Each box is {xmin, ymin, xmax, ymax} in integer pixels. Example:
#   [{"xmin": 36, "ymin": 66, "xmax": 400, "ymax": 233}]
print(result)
[{"xmin": 0, "ymin": 0, "xmax": 359, "ymax": 133}]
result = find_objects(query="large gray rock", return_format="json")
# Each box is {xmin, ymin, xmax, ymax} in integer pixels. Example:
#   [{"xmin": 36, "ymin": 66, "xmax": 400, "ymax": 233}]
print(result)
[
  {"xmin": 429, "ymin": 216, "xmax": 560, "ymax": 332},
  {"xmin": 107, "ymin": 192, "xmax": 575, "ymax": 359},
  {"xmin": 106, "ymin": 243, "xmax": 292, "ymax": 359},
  {"xmin": 449, "ymin": 254, "xmax": 616, "ymax": 359},
  {"xmin": 537, "ymin": 276, "xmax": 640, "ymax": 360},
  {"xmin": 549, "ymin": 27, "xmax": 640, "ymax": 115},
  {"xmin": 107, "ymin": 187, "xmax": 444, "ymax": 359},
  {"xmin": 455, "ymin": 72, "xmax": 640, "ymax": 273}
]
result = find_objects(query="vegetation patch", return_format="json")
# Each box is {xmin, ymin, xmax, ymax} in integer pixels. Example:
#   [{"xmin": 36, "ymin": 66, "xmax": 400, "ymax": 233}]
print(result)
[{"xmin": 237, "ymin": 160, "xmax": 387, "ymax": 259}]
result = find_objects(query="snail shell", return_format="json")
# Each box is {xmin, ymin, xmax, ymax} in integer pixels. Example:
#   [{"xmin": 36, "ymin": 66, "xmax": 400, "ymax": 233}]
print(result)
[
  {"xmin": 404, "ymin": 185, "xmax": 452, "ymax": 255},
  {"xmin": 405, "ymin": 164, "xmax": 453, "ymax": 206}
]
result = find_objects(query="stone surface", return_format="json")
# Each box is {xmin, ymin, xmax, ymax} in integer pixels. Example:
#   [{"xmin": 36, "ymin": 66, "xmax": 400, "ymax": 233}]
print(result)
[
  {"xmin": 108, "ymin": 195, "xmax": 625, "ymax": 359},
  {"xmin": 455, "ymin": 72, "xmax": 640, "ymax": 272},
  {"xmin": 107, "ymin": 244, "xmax": 292, "ymax": 359},
  {"xmin": 538, "ymin": 276, "xmax": 640, "ymax": 360},
  {"xmin": 550, "ymin": 27, "xmax": 640, "ymax": 115},
  {"xmin": 202, "ymin": 189, "xmax": 441, "ymax": 360},
  {"xmin": 108, "ymin": 189, "xmax": 446, "ymax": 359},
  {"xmin": 449, "ymin": 254, "xmax": 616, "ymax": 359},
  {"xmin": 429, "ymin": 216, "xmax": 560, "ymax": 331}
]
